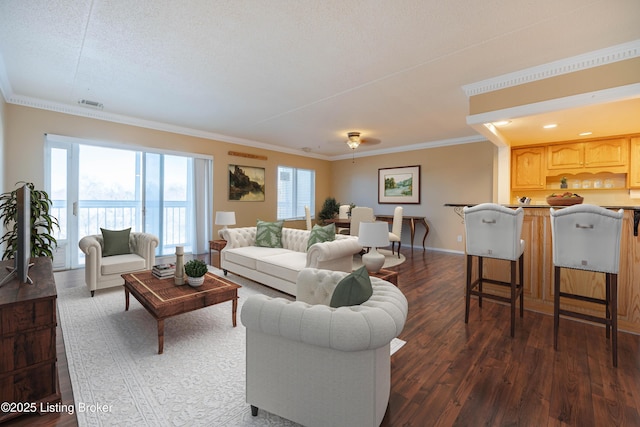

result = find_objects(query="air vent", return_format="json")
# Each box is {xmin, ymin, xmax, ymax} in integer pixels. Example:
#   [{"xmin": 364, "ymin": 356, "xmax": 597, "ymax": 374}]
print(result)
[{"xmin": 78, "ymin": 99, "xmax": 104, "ymax": 110}]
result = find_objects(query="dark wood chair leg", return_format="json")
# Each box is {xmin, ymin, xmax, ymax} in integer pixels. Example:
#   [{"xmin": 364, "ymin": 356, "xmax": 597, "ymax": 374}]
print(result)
[
  {"xmin": 477, "ymin": 256, "xmax": 483, "ymax": 308},
  {"xmin": 510, "ymin": 259, "xmax": 516, "ymax": 338},
  {"xmin": 91, "ymin": 290, "xmax": 95, "ymax": 297},
  {"xmin": 605, "ymin": 273, "xmax": 611, "ymax": 339},
  {"xmin": 519, "ymin": 254, "xmax": 524, "ymax": 317},
  {"xmin": 465, "ymin": 254, "xmax": 472, "ymax": 323},
  {"xmin": 397, "ymin": 242, "xmax": 401, "ymax": 258},
  {"xmin": 553, "ymin": 266, "xmax": 561, "ymax": 350},
  {"xmin": 611, "ymin": 274, "xmax": 618, "ymax": 367},
  {"xmin": 251, "ymin": 405, "xmax": 258, "ymax": 416}
]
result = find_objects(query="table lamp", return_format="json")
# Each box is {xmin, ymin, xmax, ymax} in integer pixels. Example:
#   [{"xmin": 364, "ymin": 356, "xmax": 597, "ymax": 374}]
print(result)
[
  {"xmin": 358, "ymin": 222, "xmax": 390, "ymax": 273},
  {"xmin": 215, "ymin": 211, "xmax": 236, "ymax": 230}
]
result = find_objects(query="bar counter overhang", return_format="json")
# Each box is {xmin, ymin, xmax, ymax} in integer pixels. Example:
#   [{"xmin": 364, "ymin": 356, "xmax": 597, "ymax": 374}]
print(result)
[{"xmin": 446, "ymin": 203, "xmax": 640, "ymax": 335}]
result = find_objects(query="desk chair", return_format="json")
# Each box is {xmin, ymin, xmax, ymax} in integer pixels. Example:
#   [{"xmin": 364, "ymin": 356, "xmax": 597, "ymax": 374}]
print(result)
[
  {"xmin": 337, "ymin": 205, "xmax": 350, "ymax": 234},
  {"xmin": 463, "ymin": 203, "xmax": 525, "ymax": 337},
  {"xmin": 388, "ymin": 206, "xmax": 403, "ymax": 258},
  {"xmin": 550, "ymin": 204, "xmax": 623, "ymax": 367},
  {"xmin": 304, "ymin": 205, "xmax": 312, "ymax": 230},
  {"xmin": 350, "ymin": 207, "xmax": 374, "ymax": 237}
]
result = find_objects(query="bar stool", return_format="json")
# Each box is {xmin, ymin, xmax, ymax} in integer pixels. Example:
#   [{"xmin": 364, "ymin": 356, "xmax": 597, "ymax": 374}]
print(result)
[
  {"xmin": 550, "ymin": 204, "xmax": 623, "ymax": 367},
  {"xmin": 463, "ymin": 203, "xmax": 525, "ymax": 337}
]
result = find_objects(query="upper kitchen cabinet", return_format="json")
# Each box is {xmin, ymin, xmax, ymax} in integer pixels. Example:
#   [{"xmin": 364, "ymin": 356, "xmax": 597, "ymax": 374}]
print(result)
[
  {"xmin": 629, "ymin": 137, "xmax": 640, "ymax": 188},
  {"xmin": 512, "ymin": 146, "xmax": 545, "ymax": 190},
  {"xmin": 547, "ymin": 138, "xmax": 628, "ymax": 173}
]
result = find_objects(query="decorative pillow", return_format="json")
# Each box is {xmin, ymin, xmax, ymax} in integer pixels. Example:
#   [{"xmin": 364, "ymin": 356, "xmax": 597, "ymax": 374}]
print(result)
[
  {"xmin": 255, "ymin": 220, "xmax": 284, "ymax": 248},
  {"xmin": 329, "ymin": 266, "xmax": 373, "ymax": 308},
  {"xmin": 306, "ymin": 223, "xmax": 336, "ymax": 250},
  {"xmin": 100, "ymin": 227, "xmax": 132, "ymax": 257}
]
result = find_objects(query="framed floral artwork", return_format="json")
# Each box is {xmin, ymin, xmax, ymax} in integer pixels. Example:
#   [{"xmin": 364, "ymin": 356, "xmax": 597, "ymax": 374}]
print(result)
[{"xmin": 378, "ymin": 165, "xmax": 420, "ymax": 204}]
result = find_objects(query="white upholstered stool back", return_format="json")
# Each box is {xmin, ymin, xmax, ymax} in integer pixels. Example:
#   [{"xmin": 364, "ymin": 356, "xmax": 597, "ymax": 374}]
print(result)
[
  {"xmin": 550, "ymin": 204, "xmax": 623, "ymax": 274},
  {"xmin": 463, "ymin": 203, "xmax": 524, "ymax": 261}
]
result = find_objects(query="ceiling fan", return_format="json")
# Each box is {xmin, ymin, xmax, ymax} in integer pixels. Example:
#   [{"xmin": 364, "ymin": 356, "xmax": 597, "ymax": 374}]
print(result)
[{"xmin": 345, "ymin": 131, "xmax": 381, "ymax": 150}]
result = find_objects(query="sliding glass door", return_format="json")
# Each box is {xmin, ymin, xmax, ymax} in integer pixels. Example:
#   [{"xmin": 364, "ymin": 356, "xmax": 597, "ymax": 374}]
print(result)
[{"xmin": 46, "ymin": 135, "xmax": 211, "ymax": 270}]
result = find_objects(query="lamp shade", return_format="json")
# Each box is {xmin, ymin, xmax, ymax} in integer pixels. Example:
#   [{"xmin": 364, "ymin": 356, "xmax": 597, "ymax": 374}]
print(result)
[
  {"xmin": 215, "ymin": 211, "xmax": 236, "ymax": 227},
  {"xmin": 358, "ymin": 222, "xmax": 390, "ymax": 247}
]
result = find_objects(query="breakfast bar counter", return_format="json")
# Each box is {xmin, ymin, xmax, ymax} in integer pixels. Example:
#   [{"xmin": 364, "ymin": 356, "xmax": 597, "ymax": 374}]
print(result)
[{"xmin": 446, "ymin": 203, "xmax": 640, "ymax": 334}]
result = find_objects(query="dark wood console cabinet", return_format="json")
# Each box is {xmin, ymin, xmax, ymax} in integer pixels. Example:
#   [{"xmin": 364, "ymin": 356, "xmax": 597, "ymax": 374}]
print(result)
[{"xmin": 0, "ymin": 257, "xmax": 60, "ymax": 422}]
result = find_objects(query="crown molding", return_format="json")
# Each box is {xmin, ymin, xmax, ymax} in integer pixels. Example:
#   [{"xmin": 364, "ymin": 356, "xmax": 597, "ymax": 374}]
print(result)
[
  {"xmin": 462, "ymin": 39, "xmax": 640, "ymax": 97},
  {"xmin": 329, "ymin": 134, "xmax": 487, "ymax": 161},
  {"xmin": 4, "ymin": 93, "xmax": 487, "ymax": 160},
  {"xmin": 4, "ymin": 94, "xmax": 331, "ymax": 160}
]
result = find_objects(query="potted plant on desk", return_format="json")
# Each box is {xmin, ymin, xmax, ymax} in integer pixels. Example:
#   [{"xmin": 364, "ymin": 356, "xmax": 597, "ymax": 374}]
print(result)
[{"xmin": 184, "ymin": 259, "xmax": 208, "ymax": 287}]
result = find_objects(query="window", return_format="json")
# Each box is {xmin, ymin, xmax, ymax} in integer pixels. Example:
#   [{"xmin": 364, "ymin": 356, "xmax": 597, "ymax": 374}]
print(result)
[{"xmin": 277, "ymin": 166, "xmax": 315, "ymax": 220}]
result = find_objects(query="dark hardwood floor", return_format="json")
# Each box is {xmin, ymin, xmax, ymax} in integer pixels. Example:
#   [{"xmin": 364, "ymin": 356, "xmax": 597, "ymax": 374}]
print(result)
[
  {"xmin": 6, "ymin": 249, "xmax": 640, "ymax": 426},
  {"xmin": 382, "ymin": 249, "xmax": 640, "ymax": 427}
]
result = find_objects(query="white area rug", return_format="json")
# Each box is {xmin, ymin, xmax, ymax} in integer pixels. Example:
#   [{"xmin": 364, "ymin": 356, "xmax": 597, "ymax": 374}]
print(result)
[
  {"xmin": 57, "ymin": 269, "xmax": 405, "ymax": 426},
  {"xmin": 353, "ymin": 248, "xmax": 406, "ymax": 270}
]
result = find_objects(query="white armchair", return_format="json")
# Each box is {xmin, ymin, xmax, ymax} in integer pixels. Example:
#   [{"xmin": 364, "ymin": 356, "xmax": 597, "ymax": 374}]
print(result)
[
  {"xmin": 241, "ymin": 267, "xmax": 408, "ymax": 427},
  {"xmin": 79, "ymin": 232, "xmax": 159, "ymax": 296}
]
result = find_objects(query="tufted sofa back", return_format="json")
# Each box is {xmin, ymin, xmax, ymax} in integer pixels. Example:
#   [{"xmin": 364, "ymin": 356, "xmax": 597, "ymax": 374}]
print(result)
[
  {"xmin": 220, "ymin": 226, "xmax": 354, "ymax": 253},
  {"xmin": 241, "ymin": 267, "xmax": 408, "ymax": 352}
]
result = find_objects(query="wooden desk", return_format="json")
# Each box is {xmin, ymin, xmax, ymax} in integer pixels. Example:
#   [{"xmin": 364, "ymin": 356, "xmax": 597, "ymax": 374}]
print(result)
[
  {"xmin": 209, "ymin": 239, "xmax": 227, "ymax": 268},
  {"xmin": 324, "ymin": 218, "xmax": 351, "ymax": 229},
  {"xmin": 374, "ymin": 214, "xmax": 429, "ymax": 251}
]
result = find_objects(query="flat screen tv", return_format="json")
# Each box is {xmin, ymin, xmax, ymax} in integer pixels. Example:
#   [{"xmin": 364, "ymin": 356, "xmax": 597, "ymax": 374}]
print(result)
[{"xmin": 0, "ymin": 183, "xmax": 32, "ymax": 286}]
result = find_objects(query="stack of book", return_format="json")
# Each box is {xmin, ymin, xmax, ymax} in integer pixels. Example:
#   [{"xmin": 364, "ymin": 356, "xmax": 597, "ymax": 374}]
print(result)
[{"xmin": 152, "ymin": 263, "xmax": 176, "ymax": 279}]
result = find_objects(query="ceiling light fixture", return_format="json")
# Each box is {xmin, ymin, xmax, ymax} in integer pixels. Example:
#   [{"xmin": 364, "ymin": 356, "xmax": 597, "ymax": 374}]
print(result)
[
  {"xmin": 543, "ymin": 123, "xmax": 557, "ymax": 129},
  {"xmin": 579, "ymin": 131, "xmax": 593, "ymax": 136},
  {"xmin": 493, "ymin": 120, "xmax": 511, "ymax": 126},
  {"xmin": 346, "ymin": 132, "xmax": 361, "ymax": 149}
]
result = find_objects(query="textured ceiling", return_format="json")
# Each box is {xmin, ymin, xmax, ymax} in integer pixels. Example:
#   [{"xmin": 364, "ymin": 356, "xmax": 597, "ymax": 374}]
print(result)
[{"xmin": 1, "ymin": 0, "xmax": 639, "ymax": 159}]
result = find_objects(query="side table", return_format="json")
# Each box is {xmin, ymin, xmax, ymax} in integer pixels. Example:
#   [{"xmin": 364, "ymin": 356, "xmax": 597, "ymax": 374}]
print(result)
[
  {"xmin": 370, "ymin": 268, "xmax": 398, "ymax": 286},
  {"xmin": 209, "ymin": 239, "xmax": 227, "ymax": 268}
]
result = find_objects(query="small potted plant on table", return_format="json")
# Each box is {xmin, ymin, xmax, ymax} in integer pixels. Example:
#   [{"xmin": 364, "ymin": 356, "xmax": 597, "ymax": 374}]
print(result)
[{"xmin": 184, "ymin": 259, "xmax": 208, "ymax": 287}]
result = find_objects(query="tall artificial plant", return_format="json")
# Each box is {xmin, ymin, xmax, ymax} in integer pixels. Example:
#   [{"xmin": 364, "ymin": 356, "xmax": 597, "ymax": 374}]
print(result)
[
  {"xmin": 0, "ymin": 182, "xmax": 60, "ymax": 260},
  {"xmin": 318, "ymin": 197, "xmax": 340, "ymax": 223}
]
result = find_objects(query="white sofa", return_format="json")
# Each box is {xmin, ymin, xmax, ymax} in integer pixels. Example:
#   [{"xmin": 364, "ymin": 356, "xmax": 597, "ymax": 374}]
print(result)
[
  {"xmin": 219, "ymin": 226, "xmax": 363, "ymax": 296},
  {"xmin": 79, "ymin": 232, "xmax": 158, "ymax": 296},
  {"xmin": 242, "ymin": 268, "xmax": 408, "ymax": 427}
]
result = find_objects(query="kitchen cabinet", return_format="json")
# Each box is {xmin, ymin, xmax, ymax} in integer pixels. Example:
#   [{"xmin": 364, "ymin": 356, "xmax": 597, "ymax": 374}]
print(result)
[
  {"xmin": 511, "ymin": 146, "xmax": 545, "ymax": 190},
  {"xmin": 629, "ymin": 137, "xmax": 640, "ymax": 188},
  {"xmin": 547, "ymin": 138, "xmax": 628, "ymax": 173}
]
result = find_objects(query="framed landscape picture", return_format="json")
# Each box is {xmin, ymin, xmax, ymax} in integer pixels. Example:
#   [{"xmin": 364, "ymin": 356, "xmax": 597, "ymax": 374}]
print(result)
[
  {"xmin": 378, "ymin": 165, "xmax": 420, "ymax": 204},
  {"xmin": 228, "ymin": 164, "xmax": 265, "ymax": 201}
]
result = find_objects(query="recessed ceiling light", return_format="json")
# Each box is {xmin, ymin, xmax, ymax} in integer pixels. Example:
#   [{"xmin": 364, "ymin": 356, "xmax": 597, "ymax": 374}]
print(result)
[
  {"xmin": 543, "ymin": 124, "xmax": 557, "ymax": 129},
  {"xmin": 579, "ymin": 132, "xmax": 593, "ymax": 136},
  {"xmin": 493, "ymin": 120, "xmax": 511, "ymax": 126}
]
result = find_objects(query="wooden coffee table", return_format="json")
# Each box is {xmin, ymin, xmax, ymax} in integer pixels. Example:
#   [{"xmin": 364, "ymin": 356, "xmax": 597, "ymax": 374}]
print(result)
[
  {"xmin": 371, "ymin": 268, "xmax": 399, "ymax": 286},
  {"xmin": 121, "ymin": 271, "xmax": 241, "ymax": 354}
]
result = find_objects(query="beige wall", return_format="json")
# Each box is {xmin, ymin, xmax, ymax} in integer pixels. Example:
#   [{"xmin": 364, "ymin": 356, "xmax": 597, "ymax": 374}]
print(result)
[
  {"xmin": 0, "ymin": 96, "xmax": 5, "ymax": 192},
  {"xmin": 330, "ymin": 141, "xmax": 496, "ymax": 252},
  {"xmin": 4, "ymin": 105, "xmax": 332, "ymax": 237}
]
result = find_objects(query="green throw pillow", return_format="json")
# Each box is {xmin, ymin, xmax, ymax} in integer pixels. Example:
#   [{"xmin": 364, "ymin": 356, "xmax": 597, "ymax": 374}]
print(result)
[
  {"xmin": 329, "ymin": 266, "xmax": 373, "ymax": 308},
  {"xmin": 255, "ymin": 220, "xmax": 284, "ymax": 248},
  {"xmin": 307, "ymin": 223, "xmax": 336, "ymax": 250},
  {"xmin": 100, "ymin": 227, "xmax": 132, "ymax": 257}
]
